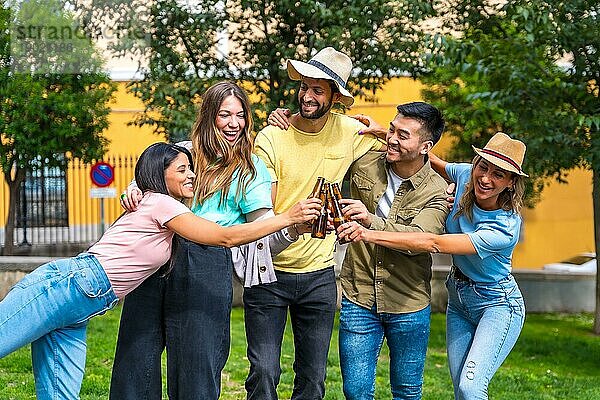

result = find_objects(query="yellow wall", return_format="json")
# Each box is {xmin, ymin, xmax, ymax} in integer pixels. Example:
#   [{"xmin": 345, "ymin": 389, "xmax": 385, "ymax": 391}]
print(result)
[
  {"xmin": 350, "ymin": 78, "xmax": 454, "ymax": 154},
  {"xmin": 86, "ymin": 82, "xmax": 167, "ymax": 224},
  {"xmin": 350, "ymin": 78, "xmax": 422, "ymax": 130},
  {"xmin": 106, "ymin": 82, "xmax": 167, "ymax": 155},
  {"xmin": 0, "ymin": 82, "xmax": 161, "ymax": 235},
  {"xmin": 515, "ymin": 169, "xmax": 594, "ymax": 267}
]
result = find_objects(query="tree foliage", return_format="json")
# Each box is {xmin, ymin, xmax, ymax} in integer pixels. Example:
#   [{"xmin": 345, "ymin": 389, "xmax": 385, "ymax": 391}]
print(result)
[
  {"xmin": 0, "ymin": 0, "xmax": 115, "ymax": 254},
  {"xmin": 419, "ymin": 0, "xmax": 600, "ymax": 331},
  {"xmin": 75, "ymin": 0, "xmax": 438, "ymax": 142},
  {"xmin": 421, "ymin": 0, "xmax": 599, "ymax": 192}
]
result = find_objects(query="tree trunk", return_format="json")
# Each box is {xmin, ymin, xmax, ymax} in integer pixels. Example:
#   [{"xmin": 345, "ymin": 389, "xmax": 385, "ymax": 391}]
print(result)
[
  {"xmin": 593, "ymin": 168, "xmax": 600, "ymax": 334},
  {"xmin": 2, "ymin": 168, "xmax": 26, "ymax": 256}
]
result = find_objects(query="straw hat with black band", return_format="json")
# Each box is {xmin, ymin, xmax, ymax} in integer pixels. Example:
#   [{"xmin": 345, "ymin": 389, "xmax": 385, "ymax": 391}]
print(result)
[
  {"xmin": 287, "ymin": 47, "xmax": 355, "ymax": 107},
  {"xmin": 472, "ymin": 132, "xmax": 528, "ymax": 177}
]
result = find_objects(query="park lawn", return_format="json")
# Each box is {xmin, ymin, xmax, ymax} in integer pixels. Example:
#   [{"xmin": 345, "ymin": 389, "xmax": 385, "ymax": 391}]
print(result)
[{"xmin": 1, "ymin": 308, "xmax": 599, "ymax": 399}]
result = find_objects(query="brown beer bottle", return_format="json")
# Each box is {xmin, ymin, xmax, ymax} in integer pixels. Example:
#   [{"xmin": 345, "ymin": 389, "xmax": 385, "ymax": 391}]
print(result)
[
  {"xmin": 308, "ymin": 177, "xmax": 325, "ymax": 199},
  {"xmin": 306, "ymin": 177, "xmax": 325, "ymax": 226},
  {"xmin": 311, "ymin": 183, "xmax": 329, "ymax": 239},
  {"xmin": 331, "ymin": 182, "xmax": 343, "ymax": 203},
  {"xmin": 328, "ymin": 183, "xmax": 346, "ymax": 229},
  {"xmin": 330, "ymin": 182, "xmax": 350, "ymax": 244}
]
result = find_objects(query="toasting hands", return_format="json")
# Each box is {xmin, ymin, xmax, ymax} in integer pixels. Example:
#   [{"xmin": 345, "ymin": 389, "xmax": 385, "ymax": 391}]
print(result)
[
  {"xmin": 339, "ymin": 199, "xmax": 372, "ymax": 227},
  {"xmin": 283, "ymin": 198, "xmax": 323, "ymax": 225},
  {"xmin": 336, "ymin": 221, "xmax": 369, "ymax": 244}
]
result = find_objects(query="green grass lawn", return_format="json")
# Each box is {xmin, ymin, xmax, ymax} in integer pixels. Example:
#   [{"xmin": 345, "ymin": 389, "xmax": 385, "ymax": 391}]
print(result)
[{"xmin": 1, "ymin": 308, "xmax": 599, "ymax": 399}]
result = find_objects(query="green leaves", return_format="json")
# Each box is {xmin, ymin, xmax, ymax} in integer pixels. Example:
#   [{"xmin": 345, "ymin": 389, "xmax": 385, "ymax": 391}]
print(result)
[
  {"xmin": 0, "ymin": 2, "xmax": 115, "ymax": 174},
  {"xmin": 0, "ymin": 1, "xmax": 115, "ymax": 252},
  {"xmin": 76, "ymin": 0, "xmax": 439, "ymax": 140},
  {"xmin": 422, "ymin": 0, "xmax": 599, "ymax": 201}
]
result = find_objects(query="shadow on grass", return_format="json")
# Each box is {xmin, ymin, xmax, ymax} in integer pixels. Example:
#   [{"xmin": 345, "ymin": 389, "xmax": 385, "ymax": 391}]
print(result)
[{"xmin": 486, "ymin": 313, "xmax": 600, "ymax": 400}]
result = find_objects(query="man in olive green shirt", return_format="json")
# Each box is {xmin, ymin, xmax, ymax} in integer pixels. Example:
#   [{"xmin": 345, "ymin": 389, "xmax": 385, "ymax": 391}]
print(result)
[{"xmin": 338, "ymin": 102, "xmax": 449, "ymax": 399}]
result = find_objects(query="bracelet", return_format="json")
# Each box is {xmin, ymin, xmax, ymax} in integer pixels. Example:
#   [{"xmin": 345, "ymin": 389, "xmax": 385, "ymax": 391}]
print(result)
[{"xmin": 292, "ymin": 224, "xmax": 301, "ymax": 237}]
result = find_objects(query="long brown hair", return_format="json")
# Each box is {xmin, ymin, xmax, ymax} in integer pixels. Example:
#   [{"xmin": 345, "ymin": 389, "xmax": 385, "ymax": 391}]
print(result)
[
  {"xmin": 455, "ymin": 156, "xmax": 526, "ymax": 220},
  {"xmin": 190, "ymin": 81, "xmax": 256, "ymax": 205}
]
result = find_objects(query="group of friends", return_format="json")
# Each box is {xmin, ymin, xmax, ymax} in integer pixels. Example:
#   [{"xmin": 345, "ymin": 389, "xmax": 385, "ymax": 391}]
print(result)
[{"xmin": 0, "ymin": 47, "xmax": 528, "ymax": 400}]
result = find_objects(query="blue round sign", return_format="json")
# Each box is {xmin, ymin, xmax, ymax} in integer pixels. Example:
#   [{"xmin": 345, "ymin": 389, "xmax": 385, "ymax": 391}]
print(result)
[{"xmin": 90, "ymin": 161, "xmax": 114, "ymax": 187}]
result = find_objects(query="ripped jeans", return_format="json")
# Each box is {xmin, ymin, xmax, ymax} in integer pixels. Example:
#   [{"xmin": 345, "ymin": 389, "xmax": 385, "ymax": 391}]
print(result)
[{"xmin": 445, "ymin": 274, "xmax": 525, "ymax": 400}]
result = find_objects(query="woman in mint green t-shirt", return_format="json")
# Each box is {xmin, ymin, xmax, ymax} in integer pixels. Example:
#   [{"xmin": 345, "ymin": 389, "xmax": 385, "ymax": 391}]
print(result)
[{"xmin": 110, "ymin": 82, "xmax": 311, "ymax": 400}]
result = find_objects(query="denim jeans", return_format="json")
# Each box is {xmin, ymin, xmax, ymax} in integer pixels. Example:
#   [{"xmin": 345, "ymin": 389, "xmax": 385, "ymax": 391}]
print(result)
[
  {"xmin": 109, "ymin": 236, "xmax": 233, "ymax": 400},
  {"xmin": 446, "ymin": 274, "xmax": 525, "ymax": 400},
  {"xmin": 0, "ymin": 253, "xmax": 118, "ymax": 400},
  {"xmin": 243, "ymin": 267, "xmax": 337, "ymax": 400},
  {"xmin": 339, "ymin": 297, "xmax": 430, "ymax": 400}
]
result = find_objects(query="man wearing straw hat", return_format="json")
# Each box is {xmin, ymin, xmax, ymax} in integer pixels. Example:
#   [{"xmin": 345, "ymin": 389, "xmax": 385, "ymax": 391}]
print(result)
[{"xmin": 246, "ymin": 47, "xmax": 385, "ymax": 399}]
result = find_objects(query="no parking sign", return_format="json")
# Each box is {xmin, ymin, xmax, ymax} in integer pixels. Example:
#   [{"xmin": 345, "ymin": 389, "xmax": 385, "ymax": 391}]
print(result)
[
  {"xmin": 90, "ymin": 161, "xmax": 116, "ymax": 234},
  {"xmin": 90, "ymin": 161, "xmax": 115, "ymax": 187}
]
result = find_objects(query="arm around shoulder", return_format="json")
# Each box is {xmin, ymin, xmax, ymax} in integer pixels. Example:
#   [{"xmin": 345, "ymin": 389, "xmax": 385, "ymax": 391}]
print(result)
[
  {"xmin": 429, "ymin": 153, "xmax": 450, "ymax": 181},
  {"xmin": 174, "ymin": 140, "xmax": 193, "ymax": 151}
]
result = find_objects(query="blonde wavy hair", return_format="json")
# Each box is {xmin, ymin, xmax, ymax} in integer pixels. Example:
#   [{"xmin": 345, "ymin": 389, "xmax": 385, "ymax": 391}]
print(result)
[
  {"xmin": 455, "ymin": 156, "xmax": 526, "ymax": 220},
  {"xmin": 190, "ymin": 81, "xmax": 256, "ymax": 205}
]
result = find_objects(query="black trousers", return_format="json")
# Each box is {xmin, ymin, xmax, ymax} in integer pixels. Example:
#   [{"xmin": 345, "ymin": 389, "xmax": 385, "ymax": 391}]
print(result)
[
  {"xmin": 243, "ymin": 267, "xmax": 338, "ymax": 400},
  {"xmin": 109, "ymin": 236, "xmax": 233, "ymax": 400}
]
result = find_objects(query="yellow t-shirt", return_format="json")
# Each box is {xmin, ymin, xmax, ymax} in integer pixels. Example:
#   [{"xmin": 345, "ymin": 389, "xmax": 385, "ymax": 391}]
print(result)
[{"xmin": 255, "ymin": 112, "xmax": 383, "ymax": 273}]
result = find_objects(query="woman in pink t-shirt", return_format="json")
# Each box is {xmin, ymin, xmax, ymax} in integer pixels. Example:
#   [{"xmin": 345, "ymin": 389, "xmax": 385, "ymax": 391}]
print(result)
[{"xmin": 0, "ymin": 142, "xmax": 320, "ymax": 400}]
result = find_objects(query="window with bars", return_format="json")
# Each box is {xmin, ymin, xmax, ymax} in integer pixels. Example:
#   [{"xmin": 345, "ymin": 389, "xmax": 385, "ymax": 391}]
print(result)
[{"xmin": 17, "ymin": 157, "xmax": 68, "ymax": 228}]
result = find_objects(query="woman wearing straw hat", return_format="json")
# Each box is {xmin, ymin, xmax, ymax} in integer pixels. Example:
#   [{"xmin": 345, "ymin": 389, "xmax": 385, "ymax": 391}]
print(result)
[{"xmin": 338, "ymin": 132, "xmax": 527, "ymax": 400}]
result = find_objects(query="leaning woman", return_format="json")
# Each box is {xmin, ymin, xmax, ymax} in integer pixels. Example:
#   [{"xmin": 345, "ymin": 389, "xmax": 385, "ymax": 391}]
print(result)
[
  {"xmin": 338, "ymin": 132, "xmax": 527, "ymax": 400},
  {"xmin": 0, "ymin": 142, "xmax": 320, "ymax": 400}
]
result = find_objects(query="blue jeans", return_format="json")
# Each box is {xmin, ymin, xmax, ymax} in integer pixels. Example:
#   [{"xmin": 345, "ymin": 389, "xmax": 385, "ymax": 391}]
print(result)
[
  {"xmin": 446, "ymin": 274, "xmax": 525, "ymax": 400},
  {"xmin": 0, "ymin": 253, "xmax": 118, "ymax": 399},
  {"xmin": 339, "ymin": 297, "xmax": 430, "ymax": 400},
  {"xmin": 109, "ymin": 237, "xmax": 233, "ymax": 400},
  {"xmin": 243, "ymin": 267, "xmax": 337, "ymax": 400}
]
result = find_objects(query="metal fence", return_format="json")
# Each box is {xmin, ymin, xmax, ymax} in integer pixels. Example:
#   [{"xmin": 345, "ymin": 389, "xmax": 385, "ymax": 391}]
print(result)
[{"xmin": 0, "ymin": 154, "xmax": 138, "ymax": 250}]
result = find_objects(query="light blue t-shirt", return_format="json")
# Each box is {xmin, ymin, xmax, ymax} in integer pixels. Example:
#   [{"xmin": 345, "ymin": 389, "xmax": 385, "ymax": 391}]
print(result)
[
  {"xmin": 191, "ymin": 155, "xmax": 273, "ymax": 227},
  {"xmin": 445, "ymin": 163, "xmax": 522, "ymax": 283}
]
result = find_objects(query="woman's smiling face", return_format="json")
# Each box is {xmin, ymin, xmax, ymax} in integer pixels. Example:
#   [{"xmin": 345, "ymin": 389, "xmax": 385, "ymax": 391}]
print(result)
[
  {"xmin": 165, "ymin": 152, "xmax": 195, "ymax": 200},
  {"xmin": 215, "ymin": 95, "xmax": 246, "ymax": 143},
  {"xmin": 471, "ymin": 158, "xmax": 515, "ymax": 210}
]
